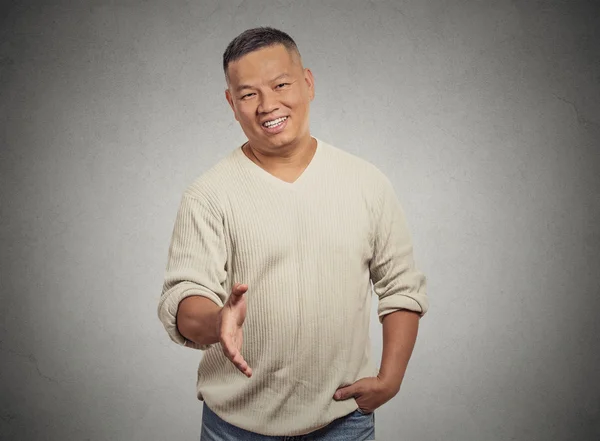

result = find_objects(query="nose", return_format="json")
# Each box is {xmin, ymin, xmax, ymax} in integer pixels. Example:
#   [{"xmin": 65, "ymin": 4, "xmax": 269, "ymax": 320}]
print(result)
[{"xmin": 257, "ymin": 90, "xmax": 279, "ymax": 114}]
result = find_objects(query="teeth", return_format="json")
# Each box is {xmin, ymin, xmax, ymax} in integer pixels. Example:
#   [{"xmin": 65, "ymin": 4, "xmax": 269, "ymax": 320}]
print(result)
[{"xmin": 263, "ymin": 117, "xmax": 287, "ymax": 127}]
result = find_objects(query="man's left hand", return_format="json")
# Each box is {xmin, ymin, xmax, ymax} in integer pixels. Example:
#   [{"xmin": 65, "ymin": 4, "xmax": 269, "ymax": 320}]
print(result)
[{"xmin": 333, "ymin": 376, "xmax": 399, "ymax": 414}]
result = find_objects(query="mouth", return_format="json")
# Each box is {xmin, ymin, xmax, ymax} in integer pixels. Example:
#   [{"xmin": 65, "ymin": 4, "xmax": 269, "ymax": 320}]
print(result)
[{"xmin": 261, "ymin": 116, "xmax": 288, "ymax": 134}]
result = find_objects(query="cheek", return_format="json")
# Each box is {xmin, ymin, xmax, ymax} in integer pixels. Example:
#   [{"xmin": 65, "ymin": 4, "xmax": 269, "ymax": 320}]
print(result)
[
  {"xmin": 237, "ymin": 108, "xmax": 256, "ymax": 125},
  {"xmin": 293, "ymin": 90, "xmax": 307, "ymax": 105},
  {"xmin": 290, "ymin": 96, "xmax": 309, "ymax": 116}
]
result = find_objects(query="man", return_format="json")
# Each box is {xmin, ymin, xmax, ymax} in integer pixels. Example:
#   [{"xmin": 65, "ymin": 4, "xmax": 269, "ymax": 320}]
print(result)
[{"xmin": 158, "ymin": 27, "xmax": 429, "ymax": 440}]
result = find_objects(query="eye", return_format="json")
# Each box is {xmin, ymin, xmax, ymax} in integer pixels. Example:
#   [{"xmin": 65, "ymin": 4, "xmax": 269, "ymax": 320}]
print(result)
[
  {"xmin": 241, "ymin": 93, "xmax": 255, "ymax": 100},
  {"xmin": 276, "ymin": 83, "xmax": 290, "ymax": 89}
]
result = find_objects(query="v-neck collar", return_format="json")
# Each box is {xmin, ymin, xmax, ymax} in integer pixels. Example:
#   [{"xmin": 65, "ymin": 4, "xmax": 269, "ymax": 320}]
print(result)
[{"xmin": 236, "ymin": 137, "xmax": 322, "ymax": 189}]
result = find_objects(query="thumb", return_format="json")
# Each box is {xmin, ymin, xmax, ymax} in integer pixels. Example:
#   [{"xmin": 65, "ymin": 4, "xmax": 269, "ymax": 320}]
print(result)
[
  {"xmin": 333, "ymin": 383, "xmax": 359, "ymax": 401},
  {"xmin": 229, "ymin": 283, "xmax": 248, "ymax": 302}
]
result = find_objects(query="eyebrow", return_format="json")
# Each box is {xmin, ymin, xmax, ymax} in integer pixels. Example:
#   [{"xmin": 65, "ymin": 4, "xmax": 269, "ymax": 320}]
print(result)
[{"xmin": 236, "ymin": 73, "xmax": 291, "ymax": 93}]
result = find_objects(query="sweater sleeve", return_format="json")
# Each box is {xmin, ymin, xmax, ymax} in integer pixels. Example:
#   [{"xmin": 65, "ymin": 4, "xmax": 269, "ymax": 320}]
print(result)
[
  {"xmin": 157, "ymin": 192, "xmax": 228, "ymax": 350},
  {"xmin": 369, "ymin": 176, "xmax": 429, "ymax": 322}
]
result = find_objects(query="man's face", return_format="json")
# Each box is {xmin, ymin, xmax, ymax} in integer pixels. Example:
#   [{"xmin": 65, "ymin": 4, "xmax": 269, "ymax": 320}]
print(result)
[{"xmin": 225, "ymin": 44, "xmax": 315, "ymax": 151}]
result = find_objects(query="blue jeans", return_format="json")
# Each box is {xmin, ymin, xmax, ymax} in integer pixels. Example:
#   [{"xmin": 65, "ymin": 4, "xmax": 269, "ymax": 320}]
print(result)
[{"xmin": 200, "ymin": 404, "xmax": 375, "ymax": 441}]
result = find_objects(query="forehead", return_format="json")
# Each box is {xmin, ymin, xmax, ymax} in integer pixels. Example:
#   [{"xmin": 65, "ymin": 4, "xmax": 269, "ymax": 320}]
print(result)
[{"xmin": 227, "ymin": 44, "xmax": 299, "ymax": 85}]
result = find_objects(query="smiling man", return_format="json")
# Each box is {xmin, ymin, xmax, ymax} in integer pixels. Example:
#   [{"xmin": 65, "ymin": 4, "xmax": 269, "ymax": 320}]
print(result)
[{"xmin": 158, "ymin": 27, "xmax": 429, "ymax": 441}]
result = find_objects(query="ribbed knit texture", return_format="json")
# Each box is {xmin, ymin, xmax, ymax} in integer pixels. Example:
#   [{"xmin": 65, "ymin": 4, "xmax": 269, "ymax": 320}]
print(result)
[{"xmin": 158, "ymin": 137, "xmax": 428, "ymax": 436}]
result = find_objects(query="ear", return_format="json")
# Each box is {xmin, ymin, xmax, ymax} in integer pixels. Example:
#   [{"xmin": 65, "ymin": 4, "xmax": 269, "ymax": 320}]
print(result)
[
  {"xmin": 304, "ymin": 68, "xmax": 315, "ymax": 101},
  {"xmin": 225, "ymin": 88, "xmax": 239, "ymax": 122}
]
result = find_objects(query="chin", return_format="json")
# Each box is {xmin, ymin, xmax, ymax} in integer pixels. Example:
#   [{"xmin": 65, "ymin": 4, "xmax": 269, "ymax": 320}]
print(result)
[
  {"xmin": 272, "ymin": 133, "xmax": 296, "ymax": 145},
  {"xmin": 258, "ymin": 133, "xmax": 296, "ymax": 149}
]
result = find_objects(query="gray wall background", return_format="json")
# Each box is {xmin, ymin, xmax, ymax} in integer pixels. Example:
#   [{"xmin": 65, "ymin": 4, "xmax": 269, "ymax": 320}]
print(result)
[{"xmin": 1, "ymin": 1, "xmax": 599, "ymax": 440}]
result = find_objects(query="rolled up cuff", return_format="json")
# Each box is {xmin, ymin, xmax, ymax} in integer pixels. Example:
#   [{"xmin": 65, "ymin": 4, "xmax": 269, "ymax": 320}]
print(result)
[{"xmin": 378, "ymin": 293, "xmax": 429, "ymax": 323}]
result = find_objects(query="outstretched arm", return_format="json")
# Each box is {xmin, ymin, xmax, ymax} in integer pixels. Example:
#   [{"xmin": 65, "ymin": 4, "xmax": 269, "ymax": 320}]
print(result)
[{"xmin": 177, "ymin": 283, "xmax": 253, "ymax": 378}]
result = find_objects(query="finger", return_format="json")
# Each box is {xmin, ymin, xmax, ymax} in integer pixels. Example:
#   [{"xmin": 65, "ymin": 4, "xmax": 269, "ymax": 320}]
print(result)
[
  {"xmin": 231, "ymin": 283, "xmax": 248, "ymax": 296},
  {"xmin": 220, "ymin": 332, "xmax": 239, "ymax": 357},
  {"xmin": 228, "ymin": 284, "xmax": 248, "ymax": 306},
  {"xmin": 226, "ymin": 346, "xmax": 252, "ymax": 377},
  {"xmin": 231, "ymin": 351, "xmax": 252, "ymax": 378},
  {"xmin": 334, "ymin": 384, "xmax": 357, "ymax": 401},
  {"xmin": 221, "ymin": 339, "xmax": 252, "ymax": 378}
]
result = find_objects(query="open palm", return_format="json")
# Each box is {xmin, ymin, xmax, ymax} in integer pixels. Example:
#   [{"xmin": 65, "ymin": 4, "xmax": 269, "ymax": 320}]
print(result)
[{"xmin": 218, "ymin": 283, "xmax": 252, "ymax": 377}]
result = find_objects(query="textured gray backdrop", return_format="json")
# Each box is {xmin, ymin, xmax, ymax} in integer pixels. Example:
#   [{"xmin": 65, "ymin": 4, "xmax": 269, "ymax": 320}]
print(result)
[{"xmin": 1, "ymin": 1, "xmax": 599, "ymax": 440}]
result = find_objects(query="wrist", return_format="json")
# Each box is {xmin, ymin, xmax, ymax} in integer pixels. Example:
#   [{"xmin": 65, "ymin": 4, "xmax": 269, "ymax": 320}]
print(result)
[{"xmin": 377, "ymin": 373, "xmax": 401, "ymax": 395}]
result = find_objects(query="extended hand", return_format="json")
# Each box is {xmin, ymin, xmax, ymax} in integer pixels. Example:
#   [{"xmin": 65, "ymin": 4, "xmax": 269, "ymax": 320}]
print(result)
[
  {"xmin": 333, "ymin": 376, "xmax": 398, "ymax": 414},
  {"xmin": 217, "ymin": 282, "xmax": 252, "ymax": 378}
]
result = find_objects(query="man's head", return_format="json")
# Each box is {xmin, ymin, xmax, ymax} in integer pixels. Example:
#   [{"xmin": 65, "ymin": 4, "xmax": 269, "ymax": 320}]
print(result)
[{"xmin": 223, "ymin": 27, "xmax": 315, "ymax": 152}]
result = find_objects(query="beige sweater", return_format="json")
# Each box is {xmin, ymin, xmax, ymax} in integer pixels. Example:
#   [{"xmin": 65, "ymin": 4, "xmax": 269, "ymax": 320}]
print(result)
[{"xmin": 158, "ymin": 137, "xmax": 429, "ymax": 436}]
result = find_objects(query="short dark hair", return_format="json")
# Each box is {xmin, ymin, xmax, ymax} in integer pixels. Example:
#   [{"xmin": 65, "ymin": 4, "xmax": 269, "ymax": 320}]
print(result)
[{"xmin": 223, "ymin": 27, "xmax": 301, "ymax": 81}]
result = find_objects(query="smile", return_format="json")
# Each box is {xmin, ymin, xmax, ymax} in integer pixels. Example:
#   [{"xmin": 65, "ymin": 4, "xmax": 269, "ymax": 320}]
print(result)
[{"xmin": 262, "ymin": 116, "xmax": 288, "ymax": 128}]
